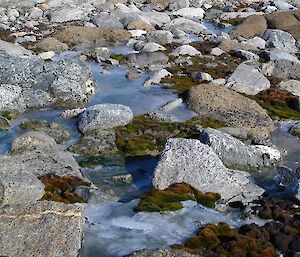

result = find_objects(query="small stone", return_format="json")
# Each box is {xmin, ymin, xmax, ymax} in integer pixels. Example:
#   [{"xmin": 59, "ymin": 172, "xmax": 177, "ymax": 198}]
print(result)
[{"xmin": 38, "ymin": 51, "xmax": 55, "ymax": 60}]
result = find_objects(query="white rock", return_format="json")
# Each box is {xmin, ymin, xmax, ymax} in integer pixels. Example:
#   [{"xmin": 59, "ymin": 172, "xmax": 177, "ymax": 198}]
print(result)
[
  {"xmin": 38, "ymin": 51, "xmax": 55, "ymax": 60},
  {"xmin": 171, "ymin": 45, "xmax": 201, "ymax": 56},
  {"xmin": 172, "ymin": 7, "xmax": 205, "ymax": 19},
  {"xmin": 144, "ymin": 69, "xmax": 172, "ymax": 87}
]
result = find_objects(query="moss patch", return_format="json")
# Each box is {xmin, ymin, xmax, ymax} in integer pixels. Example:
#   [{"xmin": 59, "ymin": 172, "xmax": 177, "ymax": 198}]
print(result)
[
  {"xmin": 78, "ymin": 154, "xmax": 125, "ymax": 169},
  {"xmin": 115, "ymin": 116, "xmax": 225, "ymax": 157},
  {"xmin": 250, "ymin": 86, "xmax": 300, "ymax": 120},
  {"xmin": 134, "ymin": 183, "xmax": 221, "ymax": 212},
  {"xmin": 0, "ymin": 110, "xmax": 20, "ymax": 120},
  {"xmin": 111, "ymin": 53, "xmax": 126, "ymax": 63},
  {"xmin": 39, "ymin": 173, "xmax": 90, "ymax": 204}
]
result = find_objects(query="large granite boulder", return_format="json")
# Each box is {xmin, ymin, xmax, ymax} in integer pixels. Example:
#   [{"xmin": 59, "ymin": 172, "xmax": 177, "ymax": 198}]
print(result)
[
  {"xmin": 226, "ymin": 61, "xmax": 271, "ymax": 95},
  {"xmin": 0, "ymin": 54, "xmax": 95, "ymax": 113},
  {"xmin": 78, "ymin": 104, "xmax": 134, "ymax": 134},
  {"xmin": 0, "ymin": 201, "xmax": 84, "ymax": 257},
  {"xmin": 153, "ymin": 138, "xmax": 264, "ymax": 203},
  {"xmin": 200, "ymin": 128, "xmax": 282, "ymax": 171},
  {"xmin": 187, "ymin": 84, "xmax": 274, "ymax": 140}
]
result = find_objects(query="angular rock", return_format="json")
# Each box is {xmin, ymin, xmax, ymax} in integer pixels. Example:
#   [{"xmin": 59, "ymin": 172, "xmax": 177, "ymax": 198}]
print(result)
[
  {"xmin": 153, "ymin": 138, "xmax": 264, "ymax": 202},
  {"xmin": 172, "ymin": 7, "xmax": 205, "ymax": 19},
  {"xmin": 91, "ymin": 13, "xmax": 123, "ymax": 29},
  {"xmin": 200, "ymin": 128, "xmax": 281, "ymax": 171},
  {"xmin": 171, "ymin": 45, "xmax": 201, "ymax": 56},
  {"xmin": 245, "ymin": 37, "xmax": 266, "ymax": 49},
  {"xmin": 278, "ymin": 80, "xmax": 300, "ymax": 97},
  {"xmin": 267, "ymin": 56, "xmax": 300, "ymax": 80},
  {"xmin": 146, "ymin": 30, "xmax": 173, "ymax": 45},
  {"xmin": 0, "ymin": 40, "xmax": 32, "ymax": 56},
  {"xmin": 144, "ymin": 69, "xmax": 172, "ymax": 87},
  {"xmin": 187, "ymin": 84, "xmax": 274, "ymax": 140},
  {"xmin": 226, "ymin": 61, "xmax": 271, "ymax": 95},
  {"xmin": 78, "ymin": 104, "xmax": 133, "ymax": 134},
  {"xmin": 0, "ymin": 201, "xmax": 84, "ymax": 257},
  {"xmin": 50, "ymin": 7, "xmax": 87, "ymax": 23}
]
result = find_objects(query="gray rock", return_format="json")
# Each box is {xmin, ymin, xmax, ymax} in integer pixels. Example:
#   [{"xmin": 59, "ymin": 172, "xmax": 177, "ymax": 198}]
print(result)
[
  {"xmin": 0, "ymin": 201, "xmax": 84, "ymax": 257},
  {"xmin": 140, "ymin": 42, "xmax": 166, "ymax": 53},
  {"xmin": 129, "ymin": 248, "xmax": 200, "ymax": 257},
  {"xmin": 226, "ymin": 61, "xmax": 270, "ymax": 95},
  {"xmin": 153, "ymin": 138, "xmax": 264, "ymax": 202},
  {"xmin": 127, "ymin": 52, "xmax": 169, "ymax": 68},
  {"xmin": 273, "ymin": 0, "xmax": 296, "ymax": 11},
  {"xmin": 159, "ymin": 98, "xmax": 183, "ymax": 112},
  {"xmin": 91, "ymin": 13, "xmax": 124, "ymax": 29},
  {"xmin": 200, "ymin": 128, "xmax": 281, "ymax": 171},
  {"xmin": 277, "ymin": 165, "xmax": 300, "ymax": 187},
  {"xmin": 0, "ymin": 54, "xmax": 95, "ymax": 112},
  {"xmin": 289, "ymin": 122, "xmax": 300, "ymax": 137},
  {"xmin": 172, "ymin": 7, "xmax": 205, "ymax": 19},
  {"xmin": 0, "ymin": 40, "xmax": 32, "ymax": 56},
  {"xmin": 144, "ymin": 69, "xmax": 172, "ymax": 87},
  {"xmin": 169, "ymin": 0, "xmax": 189, "ymax": 11},
  {"xmin": 263, "ymin": 29, "xmax": 298, "ymax": 54},
  {"xmin": 138, "ymin": 11, "xmax": 171, "ymax": 27},
  {"xmin": 78, "ymin": 104, "xmax": 133, "ymax": 134},
  {"xmin": 165, "ymin": 17, "xmax": 209, "ymax": 35},
  {"xmin": 146, "ymin": 30, "xmax": 173, "ymax": 45},
  {"xmin": 50, "ymin": 6, "xmax": 87, "ymax": 23},
  {"xmin": 267, "ymin": 57, "xmax": 300, "ymax": 80},
  {"xmin": 29, "ymin": 7, "xmax": 43, "ymax": 19},
  {"xmin": 245, "ymin": 37, "xmax": 266, "ymax": 49},
  {"xmin": 277, "ymin": 80, "xmax": 300, "ymax": 97},
  {"xmin": 0, "ymin": 172, "xmax": 44, "ymax": 208},
  {"xmin": 144, "ymin": 112, "xmax": 178, "ymax": 123},
  {"xmin": 61, "ymin": 107, "xmax": 86, "ymax": 119},
  {"xmin": 171, "ymin": 45, "xmax": 201, "ymax": 56},
  {"xmin": 234, "ymin": 49, "xmax": 260, "ymax": 61},
  {"xmin": 191, "ymin": 72, "xmax": 213, "ymax": 82}
]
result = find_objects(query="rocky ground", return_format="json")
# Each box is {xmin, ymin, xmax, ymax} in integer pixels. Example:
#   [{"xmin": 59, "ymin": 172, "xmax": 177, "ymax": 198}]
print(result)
[{"xmin": 0, "ymin": 0, "xmax": 300, "ymax": 256}]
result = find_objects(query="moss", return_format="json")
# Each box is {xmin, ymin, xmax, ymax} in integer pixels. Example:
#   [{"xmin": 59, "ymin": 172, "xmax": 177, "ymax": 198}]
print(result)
[
  {"xmin": 39, "ymin": 173, "xmax": 90, "ymax": 204},
  {"xmin": 0, "ymin": 116, "xmax": 10, "ymax": 131},
  {"xmin": 78, "ymin": 154, "xmax": 125, "ymax": 168},
  {"xmin": 134, "ymin": 183, "xmax": 221, "ymax": 212},
  {"xmin": 111, "ymin": 53, "xmax": 126, "ymax": 63},
  {"xmin": 226, "ymin": 17, "xmax": 245, "ymax": 26},
  {"xmin": 291, "ymin": 129, "xmax": 300, "ymax": 137},
  {"xmin": 250, "ymin": 86, "xmax": 300, "ymax": 120},
  {"xmin": 115, "ymin": 116, "xmax": 225, "ymax": 157},
  {"xmin": 0, "ymin": 110, "xmax": 20, "ymax": 120},
  {"xmin": 0, "ymin": 29, "xmax": 15, "ymax": 43}
]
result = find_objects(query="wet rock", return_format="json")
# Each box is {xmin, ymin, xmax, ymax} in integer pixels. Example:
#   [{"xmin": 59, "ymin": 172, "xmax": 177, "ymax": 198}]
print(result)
[
  {"xmin": 200, "ymin": 128, "xmax": 281, "ymax": 171},
  {"xmin": 226, "ymin": 61, "xmax": 271, "ymax": 95},
  {"xmin": 35, "ymin": 37, "xmax": 69, "ymax": 53},
  {"xmin": 187, "ymin": 84, "xmax": 274, "ymax": 140},
  {"xmin": 171, "ymin": 45, "xmax": 201, "ymax": 56},
  {"xmin": 78, "ymin": 104, "xmax": 133, "ymax": 134},
  {"xmin": 289, "ymin": 122, "xmax": 300, "ymax": 137},
  {"xmin": 231, "ymin": 15, "xmax": 267, "ymax": 38},
  {"xmin": 0, "ymin": 172, "xmax": 44, "ymax": 208},
  {"xmin": 53, "ymin": 26, "xmax": 131, "ymax": 47},
  {"xmin": 144, "ymin": 69, "xmax": 172, "ymax": 87},
  {"xmin": 263, "ymin": 29, "xmax": 298, "ymax": 53},
  {"xmin": 0, "ymin": 54, "xmax": 95, "ymax": 113},
  {"xmin": 0, "ymin": 201, "xmax": 84, "ymax": 257},
  {"xmin": 0, "ymin": 40, "xmax": 32, "ymax": 56},
  {"xmin": 153, "ymin": 138, "xmax": 264, "ymax": 202}
]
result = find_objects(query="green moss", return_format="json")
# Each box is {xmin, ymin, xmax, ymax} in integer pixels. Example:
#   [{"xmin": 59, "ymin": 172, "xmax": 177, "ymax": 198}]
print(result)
[
  {"xmin": 134, "ymin": 183, "xmax": 221, "ymax": 212},
  {"xmin": 111, "ymin": 53, "xmax": 126, "ymax": 62},
  {"xmin": 115, "ymin": 116, "xmax": 225, "ymax": 157},
  {"xmin": 291, "ymin": 129, "xmax": 300, "ymax": 137},
  {"xmin": 78, "ymin": 154, "xmax": 125, "ymax": 169},
  {"xmin": 0, "ymin": 110, "xmax": 20, "ymax": 120},
  {"xmin": 39, "ymin": 173, "xmax": 90, "ymax": 204}
]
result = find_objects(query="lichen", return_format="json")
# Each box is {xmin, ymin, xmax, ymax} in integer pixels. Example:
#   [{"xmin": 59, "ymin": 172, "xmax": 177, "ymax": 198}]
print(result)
[
  {"xmin": 38, "ymin": 173, "xmax": 90, "ymax": 204},
  {"xmin": 115, "ymin": 116, "xmax": 225, "ymax": 157},
  {"xmin": 134, "ymin": 183, "xmax": 221, "ymax": 212}
]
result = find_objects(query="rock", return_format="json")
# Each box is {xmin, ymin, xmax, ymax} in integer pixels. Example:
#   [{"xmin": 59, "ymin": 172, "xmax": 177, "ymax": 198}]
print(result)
[
  {"xmin": 144, "ymin": 112, "xmax": 178, "ymax": 123},
  {"xmin": 50, "ymin": 7, "xmax": 87, "ymax": 23},
  {"xmin": 171, "ymin": 45, "xmax": 201, "ymax": 56},
  {"xmin": 266, "ymin": 56, "xmax": 300, "ymax": 80},
  {"xmin": 54, "ymin": 26, "xmax": 131, "ymax": 47},
  {"xmin": 127, "ymin": 52, "xmax": 169, "ymax": 68},
  {"xmin": 191, "ymin": 72, "xmax": 213, "ymax": 82},
  {"xmin": 127, "ymin": 19, "xmax": 155, "ymax": 31},
  {"xmin": 38, "ymin": 51, "xmax": 55, "ymax": 60},
  {"xmin": 273, "ymin": 0, "xmax": 296, "ymax": 11},
  {"xmin": 187, "ymin": 84, "xmax": 274, "ymax": 140},
  {"xmin": 140, "ymin": 42, "xmax": 166, "ymax": 52},
  {"xmin": 289, "ymin": 122, "xmax": 300, "ymax": 137},
  {"xmin": 169, "ymin": 0, "xmax": 189, "ymax": 11},
  {"xmin": 172, "ymin": 7, "xmax": 205, "ymax": 19},
  {"xmin": 138, "ymin": 11, "xmax": 171, "ymax": 27},
  {"xmin": 0, "ymin": 172, "xmax": 44, "ymax": 208},
  {"xmin": 200, "ymin": 128, "xmax": 281, "ymax": 171},
  {"xmin": 78, "ymin": 104, "xmax": 133, "ymax": 134},
  {"xmin": 153, "ymin": 138, "xmax": 264, "ymax": 202},
  {"xmin": 165, "ymin": 17, "xmax": 209, "ymax": 34},
  {"xmin": 0, "ymin": 40, "xmax": 32, "ymax": 56},
  {"xmin": 11, "ymin": 131, "xmax": 57, "ymax": 153},
  {"xmin": 219, "ymin": 39, "xmax": 258, "ymax": 52},
  {"xmin": 226, "ymin": 61, "xmax": 270, "ymax": 95},
  {"xmin": 35, "ymin": 37, "xmax": 69, "ymax": 53},
  {"xmin": 0, "ymin": 201, "xmax": 84, "ymax": 257},
  {"xmin": 129, "ymin": 248, "xmax": 200, "ymax": 257},
  {"xmin": 0, "ymin": 54, "xmax": 95, "ymax": 112},
  {"xmin": 245, "ymin": 37, "xmax": 266, "ymax": 49},
  {"xmin": 144, "ymin": 69, "xmax": 172, "ymax": 87},
  {"xmin": 94, "ymin": 47, "xmax": 111, "ymax": 62},
  {"xmin": 231, "ymin": 15, "xmax": 267, "ymax": 39},
  {"xmin": 211, "ymin": 47, "xmax": 225, "ymax": 56},
  {"xmin": 262, "ymin": 29, "xmax": 298, "ymax": 54},
  {"xmin": 146, "ymin": 30, "xmax": 173, "ymax": 45},
  {"xmin": 29, "ymin": 7, "xmax": 43, "ymax": 19},
  {"xmin": 91, "ymin": 13, "xmax": 123, "ymax": 29},
  {"xmin": 278, "ymin": 80, "xmax": 300, "ymax": 98},
  {"xmin": 159, "ymin": 98, "xmax": 183, "ymax": 112},
  {"xmin": 233, "ymin": 49, "xmax": 260, "ymax": 61},
  {"xmin": 61, "ymin": 108, "xmax": 86, "ymax": 119},
  {"xmin": 220, "ymin": 12, "xmax": 264, "ymax": 21}
]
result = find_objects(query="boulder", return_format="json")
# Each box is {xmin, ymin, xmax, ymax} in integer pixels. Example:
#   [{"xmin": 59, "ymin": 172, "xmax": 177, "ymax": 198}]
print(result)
[
  {"xmin": 172, "ymin": 7, "xmax": 205, "ymax": 19},
  {"xmin": 127, "ymin": 19, "xmax": 155, "ymax": 31},
  {"xmin": 231, "ymin": 15, "xmax": 267, "ymax": 39},
  {"xmin": 0, "ymin": 54, "xmax": 95, "ymax": 112},
  {"xmin": 187, "ymin": 84, "xmax": 274, "ymax": 140},
  {"xmin": 91, "ymin": 13, "xmax": 124, "ymax": 29},
  {"xmin": 35, "ymin": 37, "xmax": 69, "ymax": 53},
  {"xmin": 266, "ymin": 57, "xmax": 300, "ymax": 80},
  {"xmin": 171, "ymin": 45, "xmax": 201, "ymax": 56},
  {"xmin": 226, "ymin": 61, "xmax": 271, "ymax": 95},
  {"xmin": 219, "ymin": 39, "xmax": 258, "ymax": 52},
  {"xmin": 0, "ymin": 40, "xmax": 32, "ymax": 56},
  {"xmin": 262, "ymin": 29, "xmax": 298, "ymax": 53},
  {"xmin": 146, "ymin": 30, "xmax": 173, "ymax": 45},
  {"xmin": 78, "ymin": 104, "xmax": 133, "ymax": 134},
  {"xmin": 200, "ymin": 128, "xmax": 281, "ymax": 171},
  {"xmin": 127, "ymin": 52, "xmax": 169, "ymax": 68},
  {"xmin": 0, "ymin": 201, "xmax": 84, "ymax": 257},
  {"xmin": 153, "ymin": 138, "xmax": 264, "ymax": 202},
  {"xmin": 50, "ymin": 7, "xmax": 87, "ymax": 23},
  {"xmin": 278, "ymin": 80, "xmax": 300, "ymax": 97},
  {"xmin": 144, "ymin": 69, "xmax": 172, "ymax": 87}
]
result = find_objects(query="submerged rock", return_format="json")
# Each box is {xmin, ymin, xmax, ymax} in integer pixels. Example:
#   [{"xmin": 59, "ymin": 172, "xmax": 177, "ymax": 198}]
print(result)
[
  {"xmin": 153, "ymin": 138, "xmax": 264, "ymax": 203},
  {"xmin": 187, "ymin": 84, "xmax": 274, "ymax": 140},
  {"xmin": 0, "ymin": 201, "xmax": 84, "ymax": 257},
  {"xmin": 200, "ymin": 128, "xmax": 281, "ymax": 171}
]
